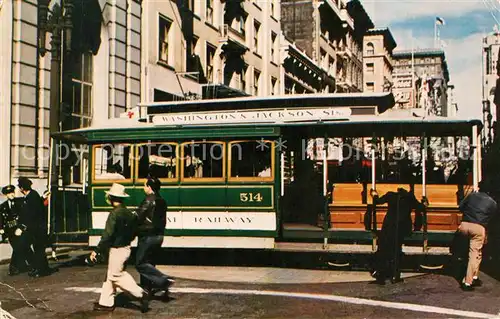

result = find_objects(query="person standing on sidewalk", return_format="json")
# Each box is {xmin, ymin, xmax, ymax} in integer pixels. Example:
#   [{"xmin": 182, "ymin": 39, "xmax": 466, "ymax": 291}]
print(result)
[
  {"xmin": 135, "ymin": 176, "xmax": 173, "ymax": 297},
  {"xmin": 457, "ymin": 180, "xmax": 498, "ymax": 291},
  {"xmin": 91, "ymin": 183, "xmax": 149, "ymax": 313},
  {"xmin": 17, "ymin": 177, "xmax": 53, "ymax": 277},
  {"xmin": 0, "ymin": 185, "xmax": 34, "ymax": 275}
]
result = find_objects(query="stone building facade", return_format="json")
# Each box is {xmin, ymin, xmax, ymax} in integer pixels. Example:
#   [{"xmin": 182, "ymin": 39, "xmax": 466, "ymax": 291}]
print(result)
[
  {"xmin": 482, "ymin": 32, "xmax": 500, "ymax": 144},
  {"xmin": 362, "ymin": 28, "xmax": 396, "ymax": 93},
  {"xmin": 142, "ymin": 0, "xmax": 283, "ymax": 102},
  {"xmin": 280, "ymin": 0, "xmax": 372, "ymax": 93},
  {"xmin": 393, "ymin": 49, "xmax": 449, "ymax": 116},
  {"xmin": 0, "ymin": 0, "xmax": 142, "ymax": 190}
]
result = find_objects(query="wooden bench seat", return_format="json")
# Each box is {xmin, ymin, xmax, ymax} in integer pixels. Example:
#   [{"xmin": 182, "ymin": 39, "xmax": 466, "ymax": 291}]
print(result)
[{"xmin": 329, "ymin": 183, "xmax": 470, "ymax": 231}]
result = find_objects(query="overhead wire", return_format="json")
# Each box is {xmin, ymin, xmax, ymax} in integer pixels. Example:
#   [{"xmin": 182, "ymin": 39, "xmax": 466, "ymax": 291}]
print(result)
[
  {"xmin": 487, "ymin": 0, "xmax": 500, "ymax": 12},
  {"xmin": 482, "ymin": 0, "xmax": 500, "ymax": 26}
]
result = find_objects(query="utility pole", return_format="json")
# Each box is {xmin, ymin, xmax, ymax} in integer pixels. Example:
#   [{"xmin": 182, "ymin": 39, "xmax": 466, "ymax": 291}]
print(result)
[{"xmin": 37, "ymin": 0, "xmax": 73, "ymax": 234}]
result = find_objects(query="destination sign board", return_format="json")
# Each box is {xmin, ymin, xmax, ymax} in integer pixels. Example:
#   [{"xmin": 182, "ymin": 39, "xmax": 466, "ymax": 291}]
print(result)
[{"xmin": 152, "ymin": 107, "xmax": 352, "ymax": 125}]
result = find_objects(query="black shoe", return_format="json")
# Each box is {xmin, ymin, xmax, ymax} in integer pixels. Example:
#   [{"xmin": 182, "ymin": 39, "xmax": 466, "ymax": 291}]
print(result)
[
  {"xmin": 165, "ymin": 278, "xmax": 175, "ymax": 289},
  {"xmin": 391, "ymin": 277, "xmax": 404, "ymax": 284},
  {"xmin": 31, "ymin": 269, "xmax": 52, "ymax": 278},
  {"xmin": 8, "ymin": 269, "xmax": 20, "ymax": 276},
  {"xmin": 370, "ymin": 277, "xmax": 386, "ymax": 285},
  {"xmin": 472, "ymin": 278, "xmax": 483, "ymax": 287},
  {"xmin": 140, "ymin": 291, "xmax": 150, "ymax": 313},
  {"xmin": 461, "ymin": 283, "xmax": 474, "ymax": 291},
  {"xmin": 93, "ymin": 302, "xmax": 115, "ymax": 312}
]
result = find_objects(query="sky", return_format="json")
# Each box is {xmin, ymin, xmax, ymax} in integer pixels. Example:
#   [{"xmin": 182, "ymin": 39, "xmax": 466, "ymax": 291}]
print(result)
[{"xmin": 360, "ymin": 0, "xmax": 500, "ymax": 119}]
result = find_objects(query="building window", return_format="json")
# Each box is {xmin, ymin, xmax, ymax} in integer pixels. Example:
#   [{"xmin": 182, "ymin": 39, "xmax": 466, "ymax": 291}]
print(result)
[
  {"xmin": 270, "ymin": 0, "xmax": 275, "ymax": 17},
  {"xmin": 271, "ymin": 77, "xmax": 277, "ymax": 95},
  {"xmin": 271, "ymin": 32, "xmax": 277, "ymax": 63},
  {"xmin": 366, "ymin": 82, "xmax": 374, "ymax": 92},
  {"xmin": 320, "ymin": 49, "xmax": 327, "ymax": 69},
  {"xmin": 254, "ymin": 21, "xmax": 261, "ymax": 54},
  {"xmin": 191, "ymin": 36, "xmax": 199, "ymax": 55},
  {"xmin": 187, "ymin": 36, "xmax": 199, "ymax": 73},
  {"xmin": 366, "ymin": 43, "xmax": 374, "ymax": 55},
  {"xmin": 70, "ymin": 52, "xmax": 93, "ymax": 129},
  {"xmin": 253, "ymin": 69, "xmax": 260, "ymax": 95},
  {"xmin": 159, "ymin": 16, "xmax": 172, "ymax": 65},
  {"xmin": 239, "ymin": 66, "xmax": 247, "ymax": 92},
  {"xmin": 329, "ymin": 56, "xmax": 335, "ymax": 75},
  {"xmin": 206, "ymin": 0, "xmax": 214, "ymax": 24},
  {"xmin": 366, "ymin": 63, "xmax": 374, "ymax": 73},
  {"xmin": 233, "ymin": 15, "xmax": 246, "ymax": 35},
  {"xmin": 206, "ymin": 43, "xmax": 216, "ymax": 82}
]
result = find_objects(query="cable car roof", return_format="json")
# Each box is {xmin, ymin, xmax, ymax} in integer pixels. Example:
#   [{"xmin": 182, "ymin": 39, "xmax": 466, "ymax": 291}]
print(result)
[
  {"xmin": 53, "ymin": 111, "xmax": 482, "ymax": 143},
  {"xmin": 139, "ymin": 92, "xmax": 396, "ymax": 115}
]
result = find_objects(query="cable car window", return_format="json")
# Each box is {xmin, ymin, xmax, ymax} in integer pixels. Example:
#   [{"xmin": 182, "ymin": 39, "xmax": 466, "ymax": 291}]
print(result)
[
  {"xmin": 137, "ymin": 143, "xmax": 178, "ymax": 180},
  {"xmin": 181, "ymin": 141, "xmax": 225, "ymax": 181},
  {"xmin": 93, "ymin": 144, "xmax": 132, "ymax": 181},
  {"xmin": 229, "ymin": 140, "xmax": 274, "ymax": 180}
]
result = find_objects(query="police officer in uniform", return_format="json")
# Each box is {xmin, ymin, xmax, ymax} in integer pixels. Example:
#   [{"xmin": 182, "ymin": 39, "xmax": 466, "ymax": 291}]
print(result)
[{"xmin": 0, "ymin": 185, "xmax": 33, "ymax": 275}]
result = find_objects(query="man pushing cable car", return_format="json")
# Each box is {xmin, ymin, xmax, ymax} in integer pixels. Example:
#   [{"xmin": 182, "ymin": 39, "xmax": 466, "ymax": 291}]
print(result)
[
  {"xmin": 456, "ymin": 180, "xmax": 497, "ymax": 291},
  {"xmin": 370, "ymin": 187, "xmax": 428, "ymax": 284}
]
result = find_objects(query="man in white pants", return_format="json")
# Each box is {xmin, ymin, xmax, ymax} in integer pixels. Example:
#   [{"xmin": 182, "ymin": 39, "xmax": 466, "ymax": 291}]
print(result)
[{"xmin": 90, "ymin": 183, "xmax": 149, "ymax": 312}]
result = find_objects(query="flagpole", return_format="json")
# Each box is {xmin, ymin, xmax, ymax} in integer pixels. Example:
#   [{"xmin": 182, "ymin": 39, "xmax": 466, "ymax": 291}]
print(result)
[
  {"xmin": 411, "ymin": 30, "xmax": 415, "ymax": 108},
  {"xmin": 434, "ymin": 19, "xmax": 437, "ymax": 48}
]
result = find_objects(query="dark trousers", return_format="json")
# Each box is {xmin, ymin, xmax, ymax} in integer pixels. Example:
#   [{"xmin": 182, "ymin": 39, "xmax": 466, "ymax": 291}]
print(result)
[
  {"xmin": 8, "ymin": 232, "xmax": 34, "ymax": 273},
  {"xmin": 135, "ymin": 235, "xmax": 169, "ymax": 289},
  {"xmin": 30, "ymin": 231, "xmax": 49, "ymax": 273},
  {"xmin": 374, "ymin": 230, "xmax": 404, "ymax": 281}
]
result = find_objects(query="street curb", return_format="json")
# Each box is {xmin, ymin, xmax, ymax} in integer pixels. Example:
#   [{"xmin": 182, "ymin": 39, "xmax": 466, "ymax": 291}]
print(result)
[{"xmin": 0, "ymin": 246, "xmax": 73, "ymax": 265}]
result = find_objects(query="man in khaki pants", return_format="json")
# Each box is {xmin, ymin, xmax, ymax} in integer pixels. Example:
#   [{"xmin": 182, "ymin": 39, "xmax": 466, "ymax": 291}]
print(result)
[
  {"xmin": 458, "ymin": 180, "xmax": 497, "ymax": 291},
  {"xmin": 90, "ymin": 183, "xmax": 149, "ymax": 312}
]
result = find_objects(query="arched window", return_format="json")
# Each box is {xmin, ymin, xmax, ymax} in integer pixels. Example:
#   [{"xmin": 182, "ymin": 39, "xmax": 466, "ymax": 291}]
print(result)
[{"xmin": 366, "ymin": 43, "xmax": 374, "ymax": 55}]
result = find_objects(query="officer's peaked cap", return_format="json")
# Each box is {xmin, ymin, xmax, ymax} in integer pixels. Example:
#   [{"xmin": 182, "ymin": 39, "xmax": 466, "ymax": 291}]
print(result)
[{"xmin": 2, "ymin": 185, "xmax": 15, "ymax": 195}]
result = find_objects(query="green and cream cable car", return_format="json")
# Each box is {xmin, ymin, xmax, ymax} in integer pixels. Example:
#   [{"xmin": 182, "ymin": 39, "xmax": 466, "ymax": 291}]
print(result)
[{"xmin": 52, "ymin": 93, "xmax": 481, "ymax": 253}]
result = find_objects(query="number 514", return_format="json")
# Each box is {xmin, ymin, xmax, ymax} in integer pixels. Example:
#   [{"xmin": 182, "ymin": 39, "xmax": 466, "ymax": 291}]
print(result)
[{"xmin": 240, "ymin": 192, "xmax": 263, "ymax": 202}]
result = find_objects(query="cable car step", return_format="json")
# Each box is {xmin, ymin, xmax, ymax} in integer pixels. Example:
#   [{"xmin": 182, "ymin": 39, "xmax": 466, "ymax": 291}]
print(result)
[{"xmin": 274, "ymin": 243, "xmax": 450, "ymax": 255}]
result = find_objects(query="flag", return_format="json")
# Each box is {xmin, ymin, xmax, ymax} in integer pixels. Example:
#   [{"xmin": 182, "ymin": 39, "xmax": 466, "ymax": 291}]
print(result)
[{"xmin": 436, "ymin": 17, "xmax": 445, "ymax": 25}]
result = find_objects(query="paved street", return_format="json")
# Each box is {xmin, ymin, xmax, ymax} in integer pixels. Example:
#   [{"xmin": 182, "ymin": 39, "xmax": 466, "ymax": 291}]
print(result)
[{"xmin": 0, "ymin": 250, "xmax": 500, "ymax": 318}]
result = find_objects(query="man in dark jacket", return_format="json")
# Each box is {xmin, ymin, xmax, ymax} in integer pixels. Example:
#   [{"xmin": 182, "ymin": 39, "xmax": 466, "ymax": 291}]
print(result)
[
  {"xmin": 17, "ymin": 177, "xmax": 52, "ymax": 277},
  {"xmin": 370, "ymin": 187, "xmax": 427, "ymax": 284},
  {"xmin": 135, "ymin": 176, "xmax": 172, "ymax": 296},
  {"xmin": 457, "ymin": 180, "xmax": 497, "ymax": 291},
  {"xmin": 91, "ymin": 183, "xmax": 149, "ymax": 313},
  {"xmin": 0, "ymin": 185, "xmax": 34, "ymax": 275}
]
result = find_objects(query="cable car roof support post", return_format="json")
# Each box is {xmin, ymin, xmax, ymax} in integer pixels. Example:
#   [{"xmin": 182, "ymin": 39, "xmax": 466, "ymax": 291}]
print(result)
[
  {"xmin": 421, "ymin": 133, "xmax": 428, "ymax": 253},
  {"xmin": 371, "ymin": 134, "xmax": 377, "ymax": 252},
  {"xmin": 323, "ymin": 134, "xmax": 329, "ymax": 250},
  {"xmin": 473, "ymin": 125, "xmax": 479, "ymax": 192}
]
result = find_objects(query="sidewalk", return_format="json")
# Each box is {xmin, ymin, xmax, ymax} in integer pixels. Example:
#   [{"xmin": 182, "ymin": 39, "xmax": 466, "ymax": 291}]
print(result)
[
  {"xmin": 156, "ymin": 265, "xmax": 422, "ymax": 284},
  {"xmin": 0, "ymin": 243, "xmax": 73, "ymax": 264}
]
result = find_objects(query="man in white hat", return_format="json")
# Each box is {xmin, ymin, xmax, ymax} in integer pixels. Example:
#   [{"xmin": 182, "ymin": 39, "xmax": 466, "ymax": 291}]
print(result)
[{"xmin": 90, "ymin": 183, "xmax": 149, "ymax": 313}]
